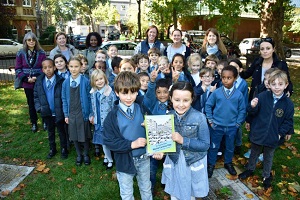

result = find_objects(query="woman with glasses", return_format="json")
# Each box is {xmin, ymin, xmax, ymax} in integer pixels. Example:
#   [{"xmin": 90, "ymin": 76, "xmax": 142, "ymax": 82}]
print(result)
[
  {"xmin": 49, "ymin": 32, "xmax": 79, "ymax": 61},
  {"xmin": 15, "ymin": 32, "xmax": 47, "ymax": 132},
  {"xmin": 240, "ymin": 37, "xmax": 293, "ymax": 100}
]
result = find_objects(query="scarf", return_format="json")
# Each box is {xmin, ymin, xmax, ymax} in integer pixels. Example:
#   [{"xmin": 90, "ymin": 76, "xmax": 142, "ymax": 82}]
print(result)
[{"xmin": 206, "ymin": 44, "xmax": 218, "ymax": 55}]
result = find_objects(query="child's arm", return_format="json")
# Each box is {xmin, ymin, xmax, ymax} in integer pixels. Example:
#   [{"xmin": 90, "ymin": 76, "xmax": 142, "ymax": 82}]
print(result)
[
  {"xmin": 33, "ymin": 82, "xmax": 41, "ymax": 113},
  {"xmin": 236, "ymin": 95, "xmax": 247, "ymax": 127},
  {"xmin": 143, "ymin": 81, "xmax": 156, "ymax": 111},
  {"xmin": 61, "ymin": 80, "xmax": 69, "ymax": 124},
  {"xmin": 204, "ymin": 92, "xmax": 216, "ymax": 126},
  {"xmin": 278, "ymin": 103, "xmax": 294, "ymax": 139}
]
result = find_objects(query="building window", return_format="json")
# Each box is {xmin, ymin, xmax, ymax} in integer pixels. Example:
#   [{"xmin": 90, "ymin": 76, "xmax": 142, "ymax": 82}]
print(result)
[
  {"xmin": 121, "ymin": 5, "xmax": 126, "ymax": 11},
  {"xmin": 2, "ymin": 0, "xmax": 15, "ymax": 5},
  {"xmin": 12, "ymin": 26, "xmax": 18, "ymax": 40},
  {"xmin": 23, "ymin": 0, "xmax": 31, "ymax": 7},
  {"xmin": 25, "ymin": 25, "xmax": 32, "ymax": 33}
]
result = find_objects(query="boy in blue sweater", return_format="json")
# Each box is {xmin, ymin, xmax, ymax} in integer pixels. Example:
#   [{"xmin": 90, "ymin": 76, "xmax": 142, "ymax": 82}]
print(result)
[
  {"xmin": 205, "ymin": 65, "xmax": 246, "ymax": 178},
  {"xmin": 103, "ymin": 71, "xmax": 153, "ymax": 200},
  {"xmin": 34, "ymin": 58, "xmax": 68, "ymax": 159},
  {"xmin": 238, "ymin": 69, "xmax": 294, "ymax": 190}
]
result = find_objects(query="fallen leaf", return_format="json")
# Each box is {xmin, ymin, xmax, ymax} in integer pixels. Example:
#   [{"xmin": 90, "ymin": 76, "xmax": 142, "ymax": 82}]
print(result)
[
  {"xmin": 298, "ymin": 172, "xmax": 300, "ymax": 177},
  {"xmin": 1, "ymin": 190, "xmax": 10, "ymax": 196},
  {"xmin": 77, "ymin": 184, "xmax": 82, "ymax": 189},
  {"xmin": 20, "ymin": 184, "xmax": 25, "ymax": 188},
  {"xmin": 264, "ymin": 187, "xmax": 273, "ymax": 197},
  {"xmin": 288, "ymin": 191, "xmax": 297, "ymax": 197},
  {"xmin": 43, "ymin": 168, "xmax": 50, "ymax": 173},
  {"xmin": 36, "ymin": 164, "xmax": 46, "ymax": 172},
  {"xmin": 288, "ymin": 182, "xmax": 300, "ymax": 192},
  {"xmin": 66, "ymin": 177, "xmax": 72, "ymax": 181},
  {"xmin": 245, "ymin": 193, "xmax": 254, "ymax": 199},
  {"xmin": 12, "ymin": 186, "xmax": 21, "ymax": 192},
  {"xmin": 226, "ymin": 174, "xmax": 238, "ymax": 180},
  {"xmin": 57, "ymin": 162, "xmax": 63, "ymax": 166},
  {"xmin": 279, "ymin": 145, "xmax": 286, "ymax": 150},
  {"xmin": 256, "ymin": 189, "xmax": 264, "ymax": 196},
  {"xmin": 244, "ymin": 143, "xmax": 251, "ymax": 148},
  {"xmin": 71, "ymin": 168, "xmax": 77, "ymax": 174},
  {"xmin": 287, "ymin": 156, "xmax": 291, "ymax": 159}
]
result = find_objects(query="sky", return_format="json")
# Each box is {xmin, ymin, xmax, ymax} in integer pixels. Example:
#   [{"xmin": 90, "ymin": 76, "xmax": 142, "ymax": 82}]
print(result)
[{"xmin": 292, "ymin": 0, "xmax": 300, "ymax": 7}]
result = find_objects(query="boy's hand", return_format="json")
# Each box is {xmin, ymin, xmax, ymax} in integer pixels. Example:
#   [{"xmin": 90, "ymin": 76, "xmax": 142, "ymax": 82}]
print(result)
[
  {"xmin": 153, "ymin": 152, "xmax": 164, "ymax": 160},
  {"xmin": 150, "ymin": 67, "xmax": 159, "ymax": 82},
  {"xmin": 251, "ymin": 97, "xmax": 258, "ymax": 108},
  {"xmin": 171, "ymin": 67, "xmax": 179, "ymax": 82},
  {"xmin": 89, "ymin": 116, "xmax": 94, "ymax": 124},
  {"xmin": 172, "ymin": 132, "xmax": 183, "ymax": 144},
  {"xmin": 245, "ymin": 123, "xmax": 250, "ymax": 131},
  {"xmin": 131, "ymin": 138, "xmax": 146, "ymax": 149},
  {"xmin": 201, "ymin": 84, "xmax": 207, "ymax": 92},
  {"xmin": 210, "ymin": 83, "xmax": 217, "ymax": 92},
  {"xmin": 286, "ymin": 91, "xmax": 290, "ymax": 97},
  {"xmin": 65, "ymin": 118, "xmax": 69, "ymax": 124}
]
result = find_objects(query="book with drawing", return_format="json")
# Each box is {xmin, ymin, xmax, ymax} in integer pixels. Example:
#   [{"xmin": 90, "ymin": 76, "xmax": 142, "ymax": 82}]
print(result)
[{"xmin": 144, "ymin": 115, "xmax": 176, "ymax": 153}]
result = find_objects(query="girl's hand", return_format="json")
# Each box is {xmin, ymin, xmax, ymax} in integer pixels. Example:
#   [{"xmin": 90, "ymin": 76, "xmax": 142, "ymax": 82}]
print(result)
[
  {"xmin": 131, "ymin": 138, "xmax": 147, "ymax": 149},
  {"xmin": 65, "ymin": 118, "xmax": 69, "ymax": 124},
  {"xmin": 89, "ymin": 116, "xmax": 94, "ymax": 124},
  {"xmin": 251, "ymin": 97, "xmax": 258, "ymax": 108},
  {"xmin": 172, "ymin": 132, "xmax": 183, "ymax": 144},
  {"xmin": 245, "ymin": 123, "xmax": 250, "ymax": 131},
  {"xmin": 153, "ymin": 152, "xmax": 164, "ymax": 160},
  {"xmin": 210, "ymin": 83, "xmax": 217, "ymax": 92},
  {"xmin": 171, "ymin": 67, "xmax": 179, "ymax": 82},
  {"xmin": 150, "ymin": 67, "xmax": 159, "ymax": 82},
  {"xmin": 285, "ymin": 134, "xmax": 292, "ymax": 141}
]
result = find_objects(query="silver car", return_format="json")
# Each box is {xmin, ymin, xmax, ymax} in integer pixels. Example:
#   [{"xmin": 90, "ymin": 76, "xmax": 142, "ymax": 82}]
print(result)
[{"xmin": 0, "ymin": 39, "xmax": 23, "ymax": 57}]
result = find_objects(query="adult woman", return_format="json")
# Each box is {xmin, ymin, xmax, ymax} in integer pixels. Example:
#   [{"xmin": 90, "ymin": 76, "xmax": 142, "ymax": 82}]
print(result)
[
  {"xmin": 15, "ymin": 32, "xmax": 46, "ymax": 132},
  {"xmin": 199, "ymin": 28, "xmax": 227, "ymax": 62},
  {"xmin": 164, "ymin": 29, "xmax": 191, "ymax": 62},
  {"xmin": 49, "ymin": 32, "xmax": 78, "ymax": 61},
  {"xmin": 134, "ymin": 25, "xmax": 165, "ymax": 55},
  {"xmin": 240, "ymin": 37, "xmax": 293, "ymax": 100},
  {"xmin": 82, "ymin": 32, "xmax": 102, "ymax": 71}
]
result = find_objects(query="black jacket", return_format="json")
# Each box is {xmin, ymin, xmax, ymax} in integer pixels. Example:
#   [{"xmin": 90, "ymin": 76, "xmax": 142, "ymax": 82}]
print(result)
[
  {"xmin": 240, "ymin": 53, "xmax": 293, "ymax": 101},
  {"xmin": 34, "ymin": 74, "xmax": 64, "ymax": 122}
]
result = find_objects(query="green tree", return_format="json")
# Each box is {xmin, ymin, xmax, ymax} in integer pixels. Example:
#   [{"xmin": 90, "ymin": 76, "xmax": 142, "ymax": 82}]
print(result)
[
  {"xmin": 92, "ymin": 2, "xmax": 119, "ymax": 26},
  {"xmin": 0, "ymin": 3, "xmax": 15, "ymax": 39},
  {"xmin": 290, "ymin": 15, "xmax": 300, "ymax": 33}
]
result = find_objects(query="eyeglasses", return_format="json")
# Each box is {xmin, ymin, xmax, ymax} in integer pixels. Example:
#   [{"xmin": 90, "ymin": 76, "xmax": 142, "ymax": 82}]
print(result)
[
  {"xmin": 260, "ymin": 37, "xmax": 273, "ymax": 44},
  {"xmin": 27, "ymin": 39, "xmax": 36, "ymax": 42},
  {"xmin": 201, "ymin": 76, "xmax": 213, "ymax": 79}
]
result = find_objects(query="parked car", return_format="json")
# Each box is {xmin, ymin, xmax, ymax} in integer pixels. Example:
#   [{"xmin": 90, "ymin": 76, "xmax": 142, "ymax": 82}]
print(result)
[
  {"xmin": 184, "ymin": 30, "xmax": 241, "ymax": 58},
  {"xmin": 73, "ymin": 36, "xmax": 87, "ymax": 50},
  {"xmin": 238, "ymin": 38, "xmax": 292, "ymax": 58},
  {"xmin": 0, "ymin": 39, "xmax": 23, "ymax": 57},
  {"xmin": 100, "ymin": 41, "xmax": 137, "ymax": 58}
]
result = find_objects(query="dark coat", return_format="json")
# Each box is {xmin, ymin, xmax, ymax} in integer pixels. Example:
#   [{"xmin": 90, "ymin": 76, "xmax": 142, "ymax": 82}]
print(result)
[
  {"xmin": 34, "ymin": 74, "xmax": 65, "ymax": 122},
  {"xmin": 103, "ymin": 96, "xmax": 151, "ymax": 174},
  {"xmin": 240, "ymin": 53, "xmax": 293, "ymax": 101},
  {"xmin": 247, "ymin": 91, "xmax": 294, "ymax": 148}
]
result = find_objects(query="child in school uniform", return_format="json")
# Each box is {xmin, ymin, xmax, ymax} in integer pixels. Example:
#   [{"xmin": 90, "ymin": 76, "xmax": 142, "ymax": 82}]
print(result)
[
  {"xmin": 136, "ymin": 54, "xmax": 150, "ymax": 74},
  {"xmin": 228, "ymin": 58, "xmax": 248, "ymax": 154},
  {"xmin": 188, "ymin": 53, "xmax": 202, "ymax": 86},
  {"xmin": 54, "ymin": 54, "xmax": 70, "ymax": 79},
  {"xmin": 143, "ymin": 69, "xmax": 173, "ymax": 193},
  {"xmin": 204, "ymin": 54, "xmax": 221, "ymax": 87},
  {"xmin": 148, "ymin": 47, "xmax": 161, "ymax": 73},
  {"xmin": 62, "ymin": 57, "xmax": 93, "ymax": 166},
  {"xmin": 119, "ymin": 58, "xmax": 136, "ymax": 73},
  {"xmin": 193, "ymin": 68, "xmax": 217, "ymax": 113},
  {"xmin": 89, "ymin": 69, "xmax": 116, "ymax": 169},
  {"xmin": 154, "ymin": 81, "xmax": 210, "ymax": 199},
  {"xmin": 238, "ymin": 69, "xmax": 294, "ymax": 190},
  {"xmin": 156, "ymin": 56, "xmax": 172, "ymax": 84},
  {"xmin": 108, "ymin": 56, "xmax": 122, "ymax": 89},
  {"xmin": 107, "ymin": 45, "xmax": 118, "ymax": 72},
  {"xmin": 171, "ymin": 53, "xmax": 195, "ymax": 87},
  {"xmin": 138, "ymin": 72, "xmax": 150, "ymax": 96},
  {"xmin": 34, "ymin": 58, "xmax": 68, "ymax": 159},
  {"xmin": 103, "ymin": 71, "xmax": 153, "ymax": 199},
  {"xmin": 205, "ymin": 65, "xmax": 246, "ymax": 178}
]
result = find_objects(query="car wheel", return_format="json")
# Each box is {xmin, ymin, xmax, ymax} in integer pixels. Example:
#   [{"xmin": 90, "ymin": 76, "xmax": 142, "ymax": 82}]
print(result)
[{"xmin": 285, "ymin": 50, "xmax": 292, "ymax": 58}]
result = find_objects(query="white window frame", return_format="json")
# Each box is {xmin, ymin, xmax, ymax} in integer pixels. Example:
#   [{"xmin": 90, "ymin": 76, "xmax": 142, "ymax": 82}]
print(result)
[
  {"xmin": 2, "ymin": 0, "xmax": 15, "ymax": 5},
  {"xmin": 23, "ymin": 0, "xmax": 31, "ymax": 7}
]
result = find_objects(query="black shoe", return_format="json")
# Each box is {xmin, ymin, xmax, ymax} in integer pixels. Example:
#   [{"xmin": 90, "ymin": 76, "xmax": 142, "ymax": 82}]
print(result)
[
  {"xmin": 31, "ymin": 124, "xmax": 38, "ymax": 133},
  {"xmin": 76, "ymin": 155, "xmax": 83, "ymax": 166},
  {"xmin": 234, "ymin": 146, "xmax": 242, "ymax": 155},
  {"xmin": 47, "ymin": 149, "xmax": 57, "ymax": 159},
  {"xmin": 43, "ymin": 122, "xmax": 47, "ymax": 131},
  {"xmin": 224, "ymin": 163, "xmax": 237, "ymax": 175},
  {"xmin": 94, "ymin": 151, "xmax": 100, "ymax": 157},
  {"xmin": 84, "ymin": 155, "xmax": 91, "ymax": 165},
  {"xmin": 263, "ymin": 173, "xmax": 273, "ymax": 189},
  {"xmin": 106, "ymin": 162, "xmax": 113, "ymax": 170},
  {"xmin": 103, "ymin": 158, "xmax": 108, "ymax": 166},
  {"xmin": 61, "ymin": 148, "xmax": 68, "ymax": 159},
  {"xmin": 207, "ymin": 164, "xmax": 215, "ymax": 178},
  {"xmin": 238, "ymin": 169, "xmax": 254, "ymax": 179}
]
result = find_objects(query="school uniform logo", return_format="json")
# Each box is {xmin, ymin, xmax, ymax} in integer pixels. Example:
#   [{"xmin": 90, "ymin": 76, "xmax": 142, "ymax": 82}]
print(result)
[{"xmin": 275, "ymin": 108, "xmax": 284, "ymax": 117}]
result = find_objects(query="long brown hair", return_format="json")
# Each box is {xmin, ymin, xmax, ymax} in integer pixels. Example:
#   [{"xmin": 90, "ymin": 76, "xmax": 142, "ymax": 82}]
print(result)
[{"xmin": 201, "ymin": 28, "xmax": 227, "ymax": 55}]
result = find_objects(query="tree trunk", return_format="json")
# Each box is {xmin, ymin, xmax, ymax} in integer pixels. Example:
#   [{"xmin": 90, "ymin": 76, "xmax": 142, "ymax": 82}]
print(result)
[
  {"xmin": 173, "ymin": 7, "xmax": 177, "ymax": 30},
  {"xmin": 137, "ymin": 0, "xmax": 141, "ymax": 39},
  {"xmin": 160, "ymin": 12, "xmax": 164, "ymax": 41},
  {"xmin": 260, "ymin": 0, "xmax": 285, "ymax": 60}
]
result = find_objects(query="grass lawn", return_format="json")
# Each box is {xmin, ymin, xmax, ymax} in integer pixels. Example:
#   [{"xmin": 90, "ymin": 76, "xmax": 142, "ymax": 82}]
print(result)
[{"xmin": 0, "ymin": 63, "xmax": 300, "ymax": 199}]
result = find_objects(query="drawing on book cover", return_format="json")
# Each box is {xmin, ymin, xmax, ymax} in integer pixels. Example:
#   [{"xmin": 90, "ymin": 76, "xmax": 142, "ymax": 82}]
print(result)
[{"xmin": 145, "ymin": 115, "xmax": 176, "ymax": 153}]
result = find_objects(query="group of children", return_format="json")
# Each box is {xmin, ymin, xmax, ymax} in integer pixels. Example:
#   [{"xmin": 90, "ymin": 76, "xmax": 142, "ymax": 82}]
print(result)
[{"xmin": 33, "ymin": 43, "xmax": 294, "ymax": 199}]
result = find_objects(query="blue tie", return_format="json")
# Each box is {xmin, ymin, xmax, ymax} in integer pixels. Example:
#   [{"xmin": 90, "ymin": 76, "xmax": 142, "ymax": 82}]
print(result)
[
  {"xmin": 47, "ymin": 80, "xmax": 51, "ymax": 89},
  {"xmin": 226, "ymin": 89, "xmax": 230, "ymax": 96},
  {"xmin": 274, "ymin": 97, "xmax": 279, "ymax": 105},
  {"xmin": 127, "ymin": 108, "xmax": 133, "ymax": 118},
  {"xmin": 96, "ymin": 92, "xmax": 101, "ymax": 124},
  {"xmin": 159, "ymin": 103, "xmax": 166, "ymax": 110},
  {"xmin": 71, "ymin": 81, "xmax": 77, "ymax": 88},
  {"xmin": 61, "ymin": 72, "xmax": 65, "ymax": 79},
  {"xmin": 150, "ymin": 66, "xmax": 155, "ymax": 72}
]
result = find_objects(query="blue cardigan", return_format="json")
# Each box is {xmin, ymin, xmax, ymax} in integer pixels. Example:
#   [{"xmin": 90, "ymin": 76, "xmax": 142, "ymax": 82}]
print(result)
[
  {"xmin": 205, "ymin": 86, "xmax": 246, "ymax": 127},
  {"xmin": 62, "ymin": 75, "xmax": 92, "ymax": 121}
]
